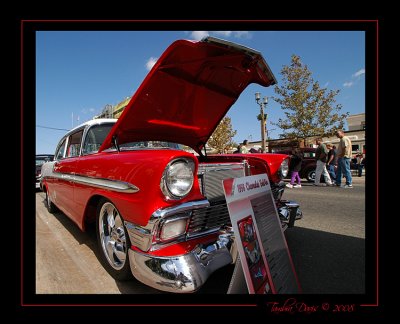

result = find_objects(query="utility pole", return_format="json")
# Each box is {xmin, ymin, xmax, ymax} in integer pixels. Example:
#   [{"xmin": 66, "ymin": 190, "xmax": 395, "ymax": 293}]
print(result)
[{"xmin": 255, "ymin": 92, "xmax": 268, "ymax": 152}]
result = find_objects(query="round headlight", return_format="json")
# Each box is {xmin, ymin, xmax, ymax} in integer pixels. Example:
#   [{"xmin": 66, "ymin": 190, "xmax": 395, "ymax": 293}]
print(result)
[
  {"xmin": 161, "ymin": 159, "xmax": 194, "ymax": 199},
  {"xmin": 279, "ymin": 158, "xmax": 289, "ymax": 179}
]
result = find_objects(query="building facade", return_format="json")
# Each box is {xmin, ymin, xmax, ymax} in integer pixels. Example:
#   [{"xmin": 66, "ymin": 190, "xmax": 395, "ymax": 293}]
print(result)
[
  {"xmin": 323, "ymin": 113, "xmax": 365, "ymax": 155},
  {"xmin": 94, "ymin": 96, "xmax": 132, "ymax": 119},
  {"xmin": 246, "ymin": 113, "xmax": 365, "ymax": 156}
]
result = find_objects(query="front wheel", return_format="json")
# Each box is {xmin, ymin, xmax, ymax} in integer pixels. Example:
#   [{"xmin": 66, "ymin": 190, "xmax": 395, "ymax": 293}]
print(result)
[
  {"xmin": 306, "ymin": 169, "xmax": 316, "ymax": 183},
  {"xmin": 96, "ymin": 198, "xmax": 132, "ymax": 281}
]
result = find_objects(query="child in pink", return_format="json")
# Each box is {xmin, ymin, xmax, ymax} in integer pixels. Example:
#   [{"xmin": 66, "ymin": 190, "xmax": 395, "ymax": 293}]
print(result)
[{"xmin": 286, "ymin": 148, "xmax": 303, "ymax": 188}]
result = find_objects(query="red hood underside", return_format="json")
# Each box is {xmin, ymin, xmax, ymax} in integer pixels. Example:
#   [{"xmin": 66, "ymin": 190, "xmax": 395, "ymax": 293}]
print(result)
[{"xmin": 99, "ymin": 37, "xmax": 276, "ymax": 153}]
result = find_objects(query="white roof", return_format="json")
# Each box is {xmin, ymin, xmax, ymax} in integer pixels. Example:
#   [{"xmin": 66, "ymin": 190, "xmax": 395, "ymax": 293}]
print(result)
[{"xmin": 67, "ymin": 118, "xmax": 117, "ymax": 134}]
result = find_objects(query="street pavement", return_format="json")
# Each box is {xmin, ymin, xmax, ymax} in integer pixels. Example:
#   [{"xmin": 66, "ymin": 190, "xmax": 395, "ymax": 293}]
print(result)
[
  {"xmin": 283, "ymin": 176, "xmax": 365, "ymax": 294},
  {"xmin": 35, "ymin": 176, "xmax": 365, "ymax": 294}
]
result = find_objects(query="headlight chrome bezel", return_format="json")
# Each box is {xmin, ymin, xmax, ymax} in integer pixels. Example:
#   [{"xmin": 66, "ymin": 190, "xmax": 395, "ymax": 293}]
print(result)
[
  {"xmin": 279, "ymin": 158, "xmax": 289, "ymax": 179},
  {"xmin": 160, "ymin": 158, "xmax": 195, "ymax": 200}
]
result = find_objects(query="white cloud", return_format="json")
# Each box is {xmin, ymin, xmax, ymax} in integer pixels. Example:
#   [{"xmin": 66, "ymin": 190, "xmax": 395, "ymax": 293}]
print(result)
[
  {"xmin": 81, "ymin": 107, "xmax": 96, "ymax": 115},
  {"xmin": 233, "ymin": 31, "xmax": 251, "ymax": 39},
  {"xmin": 343, "ymin": 81, "xmax": 354, "ymax": 88},
  {"xmin": 323, "ymin": 81, "xmax": 330, "ymax": 87},
  {"xmin": 189, "ymin": 31, "xmax": 251, "ymax": 41},
  {"xmin": 145, "ymin": 57, "xmax": 158, "ymax": 71},
  {"xmin": 190, "ymin": 31, "xmax": 209, "ymax": 40},
  {"xmin": 214, "ymin": 31, "xmax": 233, "ymax": 37},
  {"xmin": 353, "ymin": 68, "xmax": 365, "ymax": 78},
  {"xmin": 343, "ymin": 68, "xmax": 365, "ymax": 88}
]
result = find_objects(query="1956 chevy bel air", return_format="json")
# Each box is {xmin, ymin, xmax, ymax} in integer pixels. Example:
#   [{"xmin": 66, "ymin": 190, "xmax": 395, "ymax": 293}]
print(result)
[{"xmin": 40, "ymin": 37, "xmax": 302, "ymax": 293}]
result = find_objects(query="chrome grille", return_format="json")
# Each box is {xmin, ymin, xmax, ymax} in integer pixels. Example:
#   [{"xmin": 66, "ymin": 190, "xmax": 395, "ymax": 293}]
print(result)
[
  {"xmin": 188, "ymin": 162, "xmax": 246, "ymax": 236},
  {"xmin": 187, "ymin": 201, "xmax": 231, "ymax": 236},
  {"xmin": 198, "ymin": 163, "xmax": 246, "ymax": 202}
]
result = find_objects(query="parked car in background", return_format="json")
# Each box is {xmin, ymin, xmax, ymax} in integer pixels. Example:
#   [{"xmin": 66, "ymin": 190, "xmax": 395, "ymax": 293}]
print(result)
[
  {"xmin": 36, "ymin": 154, "xmax": 54, "ymax": 190},
  {"xmin": 275, "ymin": 148, "xmax": 318, "ymax": 182},
  {"xmin": 41, "ymin": 37, "xmax": 302, "ymax": 293}
]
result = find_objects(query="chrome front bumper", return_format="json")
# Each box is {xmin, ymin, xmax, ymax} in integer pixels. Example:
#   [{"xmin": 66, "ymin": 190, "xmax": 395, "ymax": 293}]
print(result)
[
  {"xmin": 278, "ymin": 200, "xmax": 303, "ymax": 228},
  {"xmin": 129, "ymin": 232, "xmax": 235, "ymax": 293},
  {"xmin": 128, "ymin": 200, "xmax": 302, "ymax": 293}
]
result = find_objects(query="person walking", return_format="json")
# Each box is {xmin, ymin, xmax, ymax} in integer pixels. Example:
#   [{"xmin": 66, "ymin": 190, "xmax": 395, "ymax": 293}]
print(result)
[
  {"xmin": 356, "ymin": 152, "xmax": 364, "ymax": 177},
  {"xmin": 326, "ymin": 144, "xmax": 337, "ymax": 181},
  {"xmin": 240, "ymin": 140, "xmax": 249, "ymax": 154},
  {"xmin": 286, "ymin": 148, "xmax": 303, "ymax": 188},
  {"xmin": 314, "ymin": 138, "xmax": 333, "ymax": 186},
  {"xmin": 335, "ymin": 130, "xmax": 353, "ymax": 188}
]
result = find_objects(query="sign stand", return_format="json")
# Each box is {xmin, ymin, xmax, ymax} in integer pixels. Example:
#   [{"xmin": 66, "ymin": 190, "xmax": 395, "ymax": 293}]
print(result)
[{"xmin": 227, "ymin": 256, "xmax": 248, "ymax": 294}]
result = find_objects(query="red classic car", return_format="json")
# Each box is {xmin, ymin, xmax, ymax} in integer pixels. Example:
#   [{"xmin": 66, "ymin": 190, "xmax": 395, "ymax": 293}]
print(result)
[{"xmin": 41, "ymin": 37, "xmax": 302, "ymax": 293}]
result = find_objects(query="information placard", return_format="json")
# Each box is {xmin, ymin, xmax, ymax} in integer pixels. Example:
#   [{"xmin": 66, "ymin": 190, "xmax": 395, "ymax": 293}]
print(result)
[{"xmin": 223, "ymin": 174, "xmax": 300, "ymax": 294}]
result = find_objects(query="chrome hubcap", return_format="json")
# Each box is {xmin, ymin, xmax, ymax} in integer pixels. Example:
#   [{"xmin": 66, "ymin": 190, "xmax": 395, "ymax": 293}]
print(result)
[{"xmin": 99, "ymin": 202, "xmax": 127, "ymax": 270}]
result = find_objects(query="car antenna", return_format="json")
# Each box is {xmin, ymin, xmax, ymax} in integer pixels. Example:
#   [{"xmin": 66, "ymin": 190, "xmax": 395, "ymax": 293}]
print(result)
[{"xmin": 112, "ymin": 135, "xmax": 120, "ymax": 152}]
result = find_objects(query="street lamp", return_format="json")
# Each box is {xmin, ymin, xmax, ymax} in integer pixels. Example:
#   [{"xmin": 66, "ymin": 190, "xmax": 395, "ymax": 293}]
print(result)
[{"xmin": 255, "ymin": 92, "xmax": 268, "ymax": 152}]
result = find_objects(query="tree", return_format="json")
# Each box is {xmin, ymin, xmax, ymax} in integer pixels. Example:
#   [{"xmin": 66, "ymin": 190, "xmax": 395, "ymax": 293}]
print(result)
[
  {"xmin": 273, "ymin": 55, "xmax": 348, "ymax": 146},
  {"xmin": 207, "ymin": 116, "xmax": 237, "ymax": 153}
]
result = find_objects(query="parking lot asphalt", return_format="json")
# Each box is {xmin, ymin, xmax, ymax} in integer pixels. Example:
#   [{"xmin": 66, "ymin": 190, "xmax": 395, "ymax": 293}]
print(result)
[{"xmin": 283, "ymin": 176, "xmax": 365, "ymax": 294}]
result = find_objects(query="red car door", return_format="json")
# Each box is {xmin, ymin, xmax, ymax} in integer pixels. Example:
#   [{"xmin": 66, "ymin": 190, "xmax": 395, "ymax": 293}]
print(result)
[{"xmin": 52, "ymin": 157, "xmax": 78, "ymax": 221}]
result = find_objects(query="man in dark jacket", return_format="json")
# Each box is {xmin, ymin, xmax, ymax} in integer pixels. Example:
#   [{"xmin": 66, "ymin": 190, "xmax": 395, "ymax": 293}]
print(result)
[
  {"xmin": 314, "ymin": 138, "xmax": 333, "ymax": 186},
  {"xmin": 286, "ymin": 148, "xmax": 303, "ymax": 188}
]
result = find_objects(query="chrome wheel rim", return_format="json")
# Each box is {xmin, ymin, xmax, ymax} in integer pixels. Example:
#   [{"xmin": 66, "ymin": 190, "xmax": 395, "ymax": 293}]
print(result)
[
  {"xmin": 47, "ymin": 191, "xmax": 51, "ymax": 208},
  {"xmin": 309, "ymin": 171, "xmax": 315, "ymax": 181},
  {"xmin": 98, "ymin": 202, "xmax": 127, "ymax": 270}
]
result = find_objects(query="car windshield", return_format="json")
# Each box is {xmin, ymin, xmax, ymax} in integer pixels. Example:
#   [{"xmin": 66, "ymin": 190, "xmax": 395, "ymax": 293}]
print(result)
[
  {"xmin": 84, "ymin": 124, "xmax": 184, "ymax": 154},
  {"xmin": 119, "ymin": 141, "xmax": 182, "ymax": 150}
]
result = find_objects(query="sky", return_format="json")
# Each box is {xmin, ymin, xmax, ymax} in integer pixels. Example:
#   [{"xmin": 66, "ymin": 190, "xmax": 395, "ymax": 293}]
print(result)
[{"xmin": 36, "ymin": 30, "xmax": 365, "ymax": 154}]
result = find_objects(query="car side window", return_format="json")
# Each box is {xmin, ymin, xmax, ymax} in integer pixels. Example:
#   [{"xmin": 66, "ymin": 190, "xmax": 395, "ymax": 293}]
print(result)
[
  {"xmin": 82, "ymin": 124, "xmax": 114, "ymax": 155},
  {"xmin": 55, "ymin": 139, "xmax": 67, "ymax": 160},
  {"xmin": 66, "ymin": 130, "xmax": 84, "ymax": 158}
]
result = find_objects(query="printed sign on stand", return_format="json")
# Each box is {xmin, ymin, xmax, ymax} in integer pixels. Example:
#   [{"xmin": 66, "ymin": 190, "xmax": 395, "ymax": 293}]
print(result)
[{"xmin": 223, "ymin": 173, "xmax": 300, "ymax": 294}]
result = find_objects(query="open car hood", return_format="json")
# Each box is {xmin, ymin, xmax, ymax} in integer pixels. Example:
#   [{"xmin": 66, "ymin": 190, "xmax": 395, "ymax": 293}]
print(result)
[{"xmin": 99, "ymin": 37, "xmax": 276, "ymax": 153}]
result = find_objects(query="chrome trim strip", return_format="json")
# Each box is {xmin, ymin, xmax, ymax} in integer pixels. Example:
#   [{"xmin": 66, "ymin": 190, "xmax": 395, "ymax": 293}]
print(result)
[
  {"xmin": 44, "ymin": 172, "xmax": 139, "ymax": 193},
  {"xmin": 186, "ymin": 227, "xmax": 222, "ymax": 239},
  {"xmin": 73, "ymin": 174, "xmax": 139, "ymax": 193},
  {"xmin": 124, "ymin": 221, "xmax": 153, "ymax": 252},
  {"xmin": 151, "ymin": 200, "xmax": 210, "ymax": 220},
  {"xmin": 198, "ymin": 162, "xmax": 245, "ymax": 169}
]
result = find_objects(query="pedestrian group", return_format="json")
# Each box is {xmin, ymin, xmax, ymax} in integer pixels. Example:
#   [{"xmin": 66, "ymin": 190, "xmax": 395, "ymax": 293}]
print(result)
[{"xmin": 286, "ymin": 129, "xmax": 363, "ymax": 189}]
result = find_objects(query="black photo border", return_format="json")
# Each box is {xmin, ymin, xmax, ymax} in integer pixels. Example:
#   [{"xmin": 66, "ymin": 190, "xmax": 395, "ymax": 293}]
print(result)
[{"xmin": 17, "ymin": 19, "xmax": 384, "ymax": 319}]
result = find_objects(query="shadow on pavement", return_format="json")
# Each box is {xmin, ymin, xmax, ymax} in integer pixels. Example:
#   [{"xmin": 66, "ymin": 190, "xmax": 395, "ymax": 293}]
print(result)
[{"xmin": 285, "ymin": 227, "xmax": 365, "ymax": 294}]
